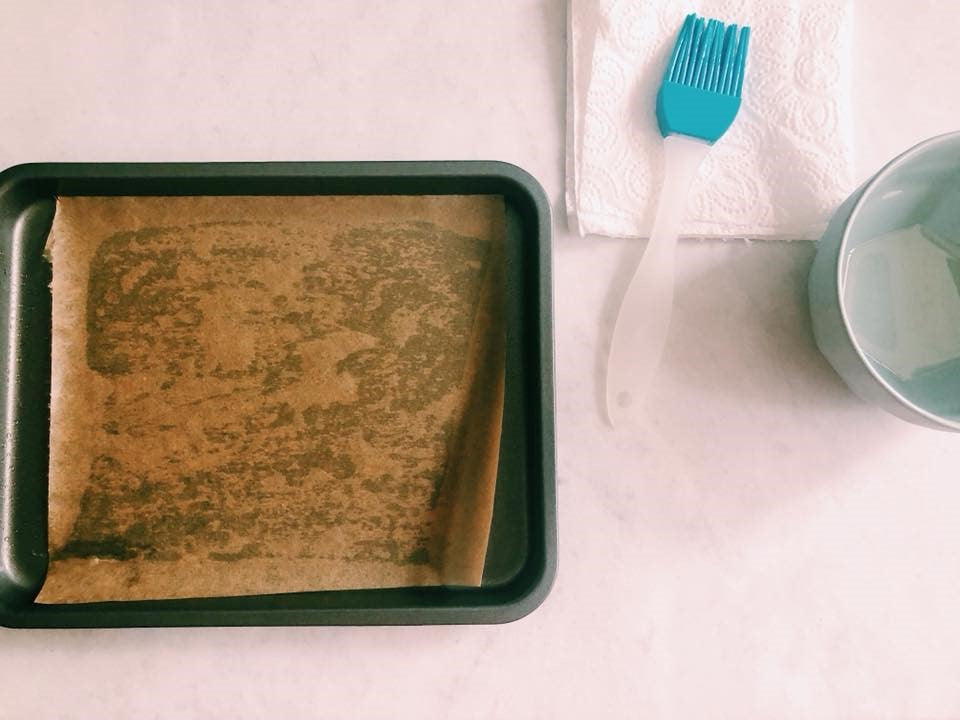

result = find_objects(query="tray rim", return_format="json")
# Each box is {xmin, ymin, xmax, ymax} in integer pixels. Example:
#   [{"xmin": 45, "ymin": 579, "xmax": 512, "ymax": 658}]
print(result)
[{"xmin": 0, "ymin": 159, "xmax": 556, "ymax": 628}]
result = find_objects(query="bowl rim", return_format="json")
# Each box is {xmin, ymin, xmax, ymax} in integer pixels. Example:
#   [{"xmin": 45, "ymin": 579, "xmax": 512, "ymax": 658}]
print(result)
[{"xmin": 837, "ymin": 130, "xmax": 960, "ymax": 431}]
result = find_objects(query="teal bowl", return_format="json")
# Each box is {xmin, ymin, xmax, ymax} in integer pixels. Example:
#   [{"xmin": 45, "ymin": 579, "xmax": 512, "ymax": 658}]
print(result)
[{"xmin": 809, "ymin": 132, "xmax": 960, "ymax": 431}]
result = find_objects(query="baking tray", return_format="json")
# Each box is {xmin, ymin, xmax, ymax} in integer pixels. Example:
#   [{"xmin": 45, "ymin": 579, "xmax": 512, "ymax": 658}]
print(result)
[{"xmin": 0, "ymin": 161, "xmax": 555, "ymax": 627}]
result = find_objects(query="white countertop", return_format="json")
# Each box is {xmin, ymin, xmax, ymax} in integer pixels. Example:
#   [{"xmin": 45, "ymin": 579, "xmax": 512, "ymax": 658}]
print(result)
[{"xmin": 2, "ymin": 2, "xmax": 960, "ymax": 718}]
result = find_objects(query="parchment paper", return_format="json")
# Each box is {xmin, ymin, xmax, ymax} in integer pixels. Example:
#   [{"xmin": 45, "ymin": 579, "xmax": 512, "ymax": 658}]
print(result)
[{"xmin": 38, "ymin": 194, "xmax": 505, "ymax": 603}]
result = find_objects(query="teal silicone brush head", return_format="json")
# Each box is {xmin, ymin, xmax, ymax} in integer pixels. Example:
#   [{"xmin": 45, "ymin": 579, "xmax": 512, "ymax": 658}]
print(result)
[{"xmin": 656, "ymin": 13, "xmax": 750, "ymax": 143}]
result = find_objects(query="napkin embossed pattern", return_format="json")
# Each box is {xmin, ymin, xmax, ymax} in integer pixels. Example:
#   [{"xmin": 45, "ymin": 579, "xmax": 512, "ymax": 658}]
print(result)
[{"xmin": 567, "ymin": 0, "xmax": 854, "ymax": 239}]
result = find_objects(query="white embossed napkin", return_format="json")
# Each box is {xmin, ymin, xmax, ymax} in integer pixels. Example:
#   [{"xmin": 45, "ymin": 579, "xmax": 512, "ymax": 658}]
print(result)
[{"xmin": 566, "ymin": 0, "xmax": 854, "ymax": 240}]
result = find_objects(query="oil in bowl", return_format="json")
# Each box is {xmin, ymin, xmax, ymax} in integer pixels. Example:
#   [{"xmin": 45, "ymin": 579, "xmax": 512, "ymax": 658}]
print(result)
[{"xmin": 841, "ymin": 150, "xmax": 960, "ymax": 423}]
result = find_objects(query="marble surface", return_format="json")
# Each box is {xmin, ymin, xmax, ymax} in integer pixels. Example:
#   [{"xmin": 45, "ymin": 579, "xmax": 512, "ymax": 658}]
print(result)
[{"xmin": 2, "ymin": 1, "xmax": 960, "ymax": 718}]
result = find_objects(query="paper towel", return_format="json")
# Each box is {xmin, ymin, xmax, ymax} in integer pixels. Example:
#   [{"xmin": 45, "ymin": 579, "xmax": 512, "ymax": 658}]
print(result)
[{"xmin": 566, "ymin": 0, "xmax": 854, "ymax": 240}]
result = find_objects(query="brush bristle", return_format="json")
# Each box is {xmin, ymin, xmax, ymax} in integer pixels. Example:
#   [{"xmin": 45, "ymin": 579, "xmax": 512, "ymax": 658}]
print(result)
[{"xmin": 665, "ymin": 12, "xmax": 750, "ymax": 97}]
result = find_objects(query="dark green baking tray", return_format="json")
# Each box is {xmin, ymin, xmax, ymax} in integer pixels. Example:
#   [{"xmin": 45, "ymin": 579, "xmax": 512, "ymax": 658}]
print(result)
[{"xmin": 0, "ymin": 161, "xmax": 555, "ymax": 627}]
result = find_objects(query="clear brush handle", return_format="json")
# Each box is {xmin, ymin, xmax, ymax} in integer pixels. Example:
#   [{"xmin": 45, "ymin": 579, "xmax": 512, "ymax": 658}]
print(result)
[{"xmin": 605, "ymin": 134, "xmax": 711, "ymax": 427}]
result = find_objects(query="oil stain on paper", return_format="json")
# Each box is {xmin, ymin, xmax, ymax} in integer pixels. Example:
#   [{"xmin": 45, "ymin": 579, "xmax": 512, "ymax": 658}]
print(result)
[{"xmin": 40, "ymin": 195, "xmax": 505, "ymax": 602}]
